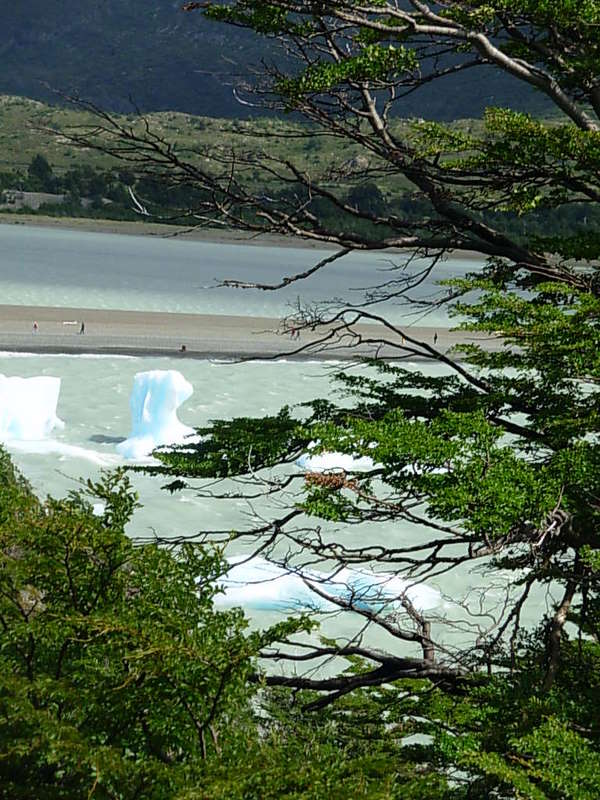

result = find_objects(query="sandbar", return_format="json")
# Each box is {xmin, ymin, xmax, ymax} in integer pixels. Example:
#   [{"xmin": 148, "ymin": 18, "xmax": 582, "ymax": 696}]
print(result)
[
  {"xmin": 0, "ymin": 304, "xmax": 501, "ymax": 361},
  {"xmin": 0, "ymin": 217, "xmax": 496, "ymax": 359}
]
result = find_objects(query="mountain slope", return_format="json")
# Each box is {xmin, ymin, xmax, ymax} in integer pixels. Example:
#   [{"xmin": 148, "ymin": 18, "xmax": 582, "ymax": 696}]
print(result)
[
  {"xmin": 0, "ymin": 1, "xmax": 549, "ymax": 120},
  {"xmin": 0, "ymin": 1, "xmax": 261, "ymax": 117}
]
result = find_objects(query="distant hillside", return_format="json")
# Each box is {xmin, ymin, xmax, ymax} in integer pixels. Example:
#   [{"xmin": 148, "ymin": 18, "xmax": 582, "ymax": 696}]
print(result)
[
  {"xmin": 0, "ymin": 1, "xmax": 549, "ymax": 120},
  {"xmin": 0, "ymin": 96, "xmax": 590, "ymax": 244},
  {"xmin": 0, "ymin": 1, "xmax": 263, "ymax": 119}
]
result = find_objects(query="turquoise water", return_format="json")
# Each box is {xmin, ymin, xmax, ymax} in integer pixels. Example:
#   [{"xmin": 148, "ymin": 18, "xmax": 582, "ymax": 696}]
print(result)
[
  {"xmin": 0, "ymin": 225, "xmax": 547, "ymax": 643},
  {"xmin": 0, "ymin": 349, "xmax": 552, "ymax": 647},
  {"xmin": 0, "ymin": 223, "xmax": 475, "ymax": 322},
  {"xmin": 1, "ymin": 352, "xmax": 344, "ymax": 538},
  {"xmin": 2, "ymin": 350, "xmax": 488, "ymax": 647}
]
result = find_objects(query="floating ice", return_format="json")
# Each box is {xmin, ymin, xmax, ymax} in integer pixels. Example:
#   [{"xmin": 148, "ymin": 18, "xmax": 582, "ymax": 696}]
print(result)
[
  {"xmin": 216, "ymin": 556, "xmax": 441, "ymax": 613},
  {"xmin": 296, "ymin": 439, "xmax": 377, "ymax": 472},
  {"xmin": 9, "ymin": 440, "xmax": 120, "ymax": 466},
  {"xmin": 0, "ymin": 374, "xmax": 64, "ymax": 441},
  {"xmin": 117, "ymin": 370, "xmax": 195, "ymax": 460},
  {"xmin": 296, "ymin": 451, "xmax": 375, "ymax": 472},
  {"xmin": 296, "ymin": 449, "xmax": 449, "ymax": 477}
]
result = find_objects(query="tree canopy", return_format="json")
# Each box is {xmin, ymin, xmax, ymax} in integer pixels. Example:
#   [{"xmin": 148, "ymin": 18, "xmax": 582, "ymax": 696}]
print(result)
[{"xmin": 51, "ymin": 1, "xmax": 600, "ymax": 797}]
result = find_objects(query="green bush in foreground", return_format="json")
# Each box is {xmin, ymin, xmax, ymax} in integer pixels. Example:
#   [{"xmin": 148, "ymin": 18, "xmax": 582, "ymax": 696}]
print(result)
[
  {"xmin": 0, "ymin": 450, "xmax": 455, "ymax": 799},
  {"xmin": 0, "ymin": 451, "xmax": 261, "ymax": 798}
]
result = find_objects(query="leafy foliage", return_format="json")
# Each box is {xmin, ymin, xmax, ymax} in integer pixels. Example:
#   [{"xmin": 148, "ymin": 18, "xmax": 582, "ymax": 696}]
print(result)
[{"xmin": 0, "ymin": 451, "xmax": 306, "ymax": 798}]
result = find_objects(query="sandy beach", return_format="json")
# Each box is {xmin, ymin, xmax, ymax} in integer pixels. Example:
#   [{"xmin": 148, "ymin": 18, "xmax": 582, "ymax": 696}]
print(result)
[
  {"xmin": 0, "ymin": 216, "xmax": 496, "ymax": 359},
  {"xmin": 0, "ymin": 304, "xmax": 501, "ymax": 360}
]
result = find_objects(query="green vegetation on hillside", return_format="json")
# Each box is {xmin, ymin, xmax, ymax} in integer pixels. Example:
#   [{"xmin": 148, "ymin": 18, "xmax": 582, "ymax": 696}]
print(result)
[{"xmin": 1, "ymin": 96, "xmax": 596, "ymax": 242}]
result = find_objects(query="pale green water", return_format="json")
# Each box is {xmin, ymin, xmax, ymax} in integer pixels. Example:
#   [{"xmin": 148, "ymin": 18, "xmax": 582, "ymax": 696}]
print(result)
[
  {"xmin": 0, "ymin": 351, "xmax": 555, "ymax": 651},
  {"xmin": 0, "ymin": 223, "xmax": 475, "ymax": 322},
  {"xmin": 0, "ymin": 226, "xmax": 549, "ymax": 648},
  {"xmin": 1, "ymin": 351, "xmax": 463, "ymax": 648},
  {"xmin": 0, "ymin": 352, "xmax": 342, "ymax": 536}
]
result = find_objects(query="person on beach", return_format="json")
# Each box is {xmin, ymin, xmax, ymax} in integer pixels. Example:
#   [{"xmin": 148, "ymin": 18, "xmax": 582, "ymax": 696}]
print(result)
[
  {"xmin": 79, "ymin": 321, "xmax": 85, "ymax": 335},
  {"xmin": 33, "ymin": 321, "xmax": 38, "ymax": 333},
  {"xmin": 433, "ymin": 332, "xmax": 438, "ymax": 345}
]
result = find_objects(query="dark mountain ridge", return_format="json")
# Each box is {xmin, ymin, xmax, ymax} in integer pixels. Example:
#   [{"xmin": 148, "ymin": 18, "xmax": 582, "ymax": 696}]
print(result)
[{"xmin": 0, "ymin": 1, "xmax": 548, "ymax": 120}]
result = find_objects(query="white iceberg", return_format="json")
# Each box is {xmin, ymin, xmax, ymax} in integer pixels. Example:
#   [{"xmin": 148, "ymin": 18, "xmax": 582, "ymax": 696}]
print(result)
[
  {"xmin": 0, "ymin": 374, "xmax": 64, "ymax": 441},
  {"xmin": 296, "ymin": 451, "xmax": 375, "ymax": 472},
  {"xmin": 117, "ymin": 370, "xmax": 195, "ymax": 460},
  {"xmin": 9, "ymin": 439, "xmax": 120, "ymax": 466},
  {"xmin": 216, "ymin": 556, "xmax": 441, "ymax": 612}
]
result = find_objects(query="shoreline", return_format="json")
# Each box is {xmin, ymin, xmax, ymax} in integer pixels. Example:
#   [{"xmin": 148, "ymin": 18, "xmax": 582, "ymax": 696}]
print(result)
[
  {"xmin": 0, "ymin": 212, "xmax": 486, "ymax": 259},
  {"xmin": 0, "ymin": 217, "xmax": 494, "ymax": 360},
  {"xmin": 0, "ymin": 304, "xmax": 501, "ymax": 361},
  {"xmin": 0, "ymin": 213, "xmax": 329, "ymax": 250}
]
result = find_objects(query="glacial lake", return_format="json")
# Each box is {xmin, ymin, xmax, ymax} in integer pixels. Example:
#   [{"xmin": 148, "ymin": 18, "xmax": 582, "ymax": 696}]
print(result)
[
  {"xmin": 0, "ymin": 222, "xmax": 476, "ymax": 323},
  {"xmin": 0, "ymin": 224, "xmax": 552, "ymax": 647}
]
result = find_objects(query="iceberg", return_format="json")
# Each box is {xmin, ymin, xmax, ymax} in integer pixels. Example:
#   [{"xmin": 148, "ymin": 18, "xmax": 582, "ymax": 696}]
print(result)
[
  {"xmin": 0, "ymin": 374, "xmax": 64, "ymax": 441},
  {"xmin": 296, "ymin": 439, "xmax": 376, "ymax": 472},
  {"xmin": 117, "ymin": 369, "xmax": 195, "ymax": 460},
  {"xmin": 296, "ymin": 451, "xmax": 375, "ymax": 472},
  {"xmin": 216, "ymin": 556, "xmax": 441, "ymax": 613},
  {"xmin": 296, "ymin": 447, "xmax": 448, "ymax": 476}
]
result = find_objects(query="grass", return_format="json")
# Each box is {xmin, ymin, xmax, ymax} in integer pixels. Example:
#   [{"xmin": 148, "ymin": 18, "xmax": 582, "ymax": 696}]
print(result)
[
  {"xmin": 0, "ymin": 94, "xmax": 462, "ymax": 194},
  {"xmin": 0, "ymin": 94, "xmax": 359, "ymax": 176}
]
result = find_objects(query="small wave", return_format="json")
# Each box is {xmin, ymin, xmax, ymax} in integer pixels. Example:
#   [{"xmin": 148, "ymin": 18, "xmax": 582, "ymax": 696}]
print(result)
[
  {"xmin": 0, "ymin": 351, "xmax": 137, "ymax": 360},
  {"xmin": 6, "ymin": 439, "xmax": 122, "ymax": 466}
]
